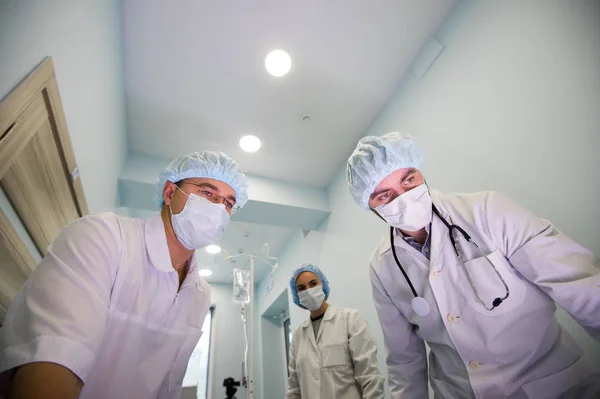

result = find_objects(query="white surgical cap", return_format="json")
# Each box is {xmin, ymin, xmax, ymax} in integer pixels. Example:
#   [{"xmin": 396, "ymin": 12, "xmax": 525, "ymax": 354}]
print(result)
[
  {"xmin": 346, "ymin": 132, "xmax": 423, "ymax": 210},
  {"xmin": 156, "ymin": 151, "xmax": 249, "ymax": 210}
]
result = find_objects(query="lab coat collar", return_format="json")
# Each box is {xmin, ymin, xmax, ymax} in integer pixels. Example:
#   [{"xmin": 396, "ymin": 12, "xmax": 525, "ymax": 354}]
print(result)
[
  {"xmin": 301, "ymin": 305, "xmax": 336, "ymax": 345},
  {"xmin": 144, "ymin": 214, "xmax": 199, "ymax": 278},
  {"xmin": 323, "ymin": 304, "xmax": 337, "ymax": 321},
  {"xmin": 428, "ymin": 190, "xmax": 452, "ymax": 268},
  {"xmin": 145, "ymin": 215, "xmax": 174, "ymax": 273},
  {"xmin": 301, "ymin": 305, "xmax": 337, "ymax": 328},
  {"xmin": 378, "ymin": 189, "xmax": 450, "ymax": 256},
  {"xmin": 316, "ymin": 305, "xmax": 336, "ymax": 342}
]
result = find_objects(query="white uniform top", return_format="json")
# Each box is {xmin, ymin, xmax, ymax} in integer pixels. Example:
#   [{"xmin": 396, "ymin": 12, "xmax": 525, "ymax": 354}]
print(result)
[
  {"xmin": 286, "ymin": 305, "xmax": 385, "ymax": 399},
  {"xmin": 370, "ymin": 190, "xmax": 600, "ymax": 399},
  {"xmin": 0, "ymin": 213, "xmax": 211, "ymax": 399}
]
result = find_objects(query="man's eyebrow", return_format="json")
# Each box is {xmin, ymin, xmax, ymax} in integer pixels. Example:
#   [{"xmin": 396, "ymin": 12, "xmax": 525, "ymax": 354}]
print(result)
[
  {"xmin": 189, "ymin": 182, "xmax": 219, "ymax": 191},
  {"xmin": 401, "ymin": 168, "xmax": 416, "ymax": 182},
  {"xmin": 191, "ymin": 182, "xmax": 236, "ymax": 203},
  {"xmin": 370, "ymin": 188, "xmax": 390, "ymax": 200},
  {"xmin": 369, "ymin": 169, "xmax": 417, "ymax": 200}
]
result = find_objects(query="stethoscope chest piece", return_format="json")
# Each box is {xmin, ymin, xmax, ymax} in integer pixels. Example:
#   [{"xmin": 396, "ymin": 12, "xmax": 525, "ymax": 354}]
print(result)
[{"xmin": 411, "ymin": 296, "xmax": 430, "ymax": 316}]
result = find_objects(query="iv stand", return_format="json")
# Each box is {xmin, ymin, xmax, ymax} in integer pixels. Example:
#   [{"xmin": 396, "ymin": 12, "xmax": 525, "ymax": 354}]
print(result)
[
  {"xmin": 247, "ymin": 255, "xmax": 254, "ymax": 399},
  {"xmin": 225, "ymin": 249, "xmax": 278, "ymax": 399}
]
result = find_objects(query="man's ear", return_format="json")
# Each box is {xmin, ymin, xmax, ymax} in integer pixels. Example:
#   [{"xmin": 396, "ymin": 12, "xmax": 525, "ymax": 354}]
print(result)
[{"xmin": 163, "ymin": 181, "xmax": 176, "ymax": 206}]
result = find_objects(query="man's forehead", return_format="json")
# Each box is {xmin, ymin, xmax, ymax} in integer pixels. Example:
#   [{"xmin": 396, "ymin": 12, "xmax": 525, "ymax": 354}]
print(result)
[
  {"xmin": 185, "ymin": 177, "xmax": 235, "ymax": 192},
  {"xmin": 374, "ymin": 168, "xmax": 416, "ymax": 190}
]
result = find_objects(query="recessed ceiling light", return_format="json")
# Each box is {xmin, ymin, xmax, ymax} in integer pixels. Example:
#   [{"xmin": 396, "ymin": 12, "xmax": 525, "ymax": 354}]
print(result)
[
  {"xmin": 205, "ymin": 244, "xmax": 222, "ymax": 254},
  {"xmin": 199, "ymin": 269, "xmax": 213, "ymax": 277},
  {"xmin": 239, "ymin": 135, "xmax": 262, "ymax": 153},
  {"xmin": 265, "ymin": 50, "xmax": 291, "ymax": 77}
]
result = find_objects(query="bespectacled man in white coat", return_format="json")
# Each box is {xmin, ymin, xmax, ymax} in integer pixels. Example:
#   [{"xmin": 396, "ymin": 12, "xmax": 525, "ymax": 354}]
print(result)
[
  {"xmin": 0, "ymin": 151, "xmax": 249, "ymax": 399},
  {"xmin": 346, "ymin": 132, "xmax": 600, "ymax": 399}
]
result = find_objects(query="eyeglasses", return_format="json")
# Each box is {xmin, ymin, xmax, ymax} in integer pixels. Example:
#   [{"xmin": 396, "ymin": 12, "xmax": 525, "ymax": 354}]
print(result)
[{"xmin": 178, "ymin": 182, "xmax": 240, "ymax": 213}]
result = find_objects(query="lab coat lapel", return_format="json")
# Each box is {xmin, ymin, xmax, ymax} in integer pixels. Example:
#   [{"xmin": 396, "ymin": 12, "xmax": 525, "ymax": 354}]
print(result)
[
  {"xmin": 303, "ymin": 319, "xmax": 318, "ymax": 351},
  {"xmin": 315, "ymin": 306, "xmax": 335, "ymax": 343},
  {"xmin": 430, "ymin": 196, "xmax": 451, "ymax": 271}
]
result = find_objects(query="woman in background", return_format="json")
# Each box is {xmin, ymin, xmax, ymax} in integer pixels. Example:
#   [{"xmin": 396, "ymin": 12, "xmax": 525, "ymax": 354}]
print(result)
[{"xmin": 286, "ymin": 263, "xmax": 385, "ymax": 399}]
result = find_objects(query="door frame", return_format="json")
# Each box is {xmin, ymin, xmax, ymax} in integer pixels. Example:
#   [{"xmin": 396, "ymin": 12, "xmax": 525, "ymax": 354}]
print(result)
[{"xmin": 0, "ymin": 56, "xmax": 87, "ymax": 214}]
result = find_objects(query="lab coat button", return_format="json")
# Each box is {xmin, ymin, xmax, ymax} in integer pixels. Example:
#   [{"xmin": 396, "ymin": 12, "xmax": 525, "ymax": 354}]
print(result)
[
  {"xmin": 469, "ymin": 361, "xmax": 480, "ymax": 369},
  {"xmin": 313, "ymin": 373, "xmax": 319, "ymax": 380},
  {"xmin": 430, "ymin": 270, "xmax": 440, "ymax": 277},
  {"xmin": 447, "ymin": 314, "xmax": 459, "ymax": 323}
]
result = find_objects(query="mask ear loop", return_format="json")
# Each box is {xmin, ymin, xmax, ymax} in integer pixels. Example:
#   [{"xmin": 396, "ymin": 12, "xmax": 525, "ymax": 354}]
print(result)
[
  {"xmin": 168, "ymin": 182, "xmax": 192, "ymax": 217},
  {"xmin": 174, "ymin": 183, "xmax": 190, "ymax": 198},
  {"xmin": 370, "ymin": 208, "xmax": 387, "ymax": 223}
]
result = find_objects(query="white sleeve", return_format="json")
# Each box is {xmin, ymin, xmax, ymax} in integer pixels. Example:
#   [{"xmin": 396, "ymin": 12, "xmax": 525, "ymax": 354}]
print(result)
[
  {"xmin": 347, "ymin": 310, "xmax": 385, "ymax": 399},
  {"xmin": 485, "ymin": 191, "xmax": 600, "ymax": 341},
  {"xmin": 0, "ymin": 213, "xmax": 121, "ymax": 384},
  {"xmin": 370, "ymin": 264, "xmax": 428, "ymax": 399}
]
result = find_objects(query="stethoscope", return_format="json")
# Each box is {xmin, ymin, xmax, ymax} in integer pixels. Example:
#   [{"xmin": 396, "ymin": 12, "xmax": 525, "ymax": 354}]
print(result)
[{"xmin": 390, "ymin": 204, "xmax": 510, "ymax": 316}]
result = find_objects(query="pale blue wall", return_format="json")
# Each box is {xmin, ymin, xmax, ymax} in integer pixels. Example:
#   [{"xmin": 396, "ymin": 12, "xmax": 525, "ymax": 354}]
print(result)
[
  {"xmin": 260, "ymin": 317, "xmax": 287, "ymax": 399},
  {"xmin": 0, "ymin": 0, "xmax": 128, "ymax": 213},
  {"xmin": 207, "ymin": 283, "xmax": 248, "ymax": 399}
]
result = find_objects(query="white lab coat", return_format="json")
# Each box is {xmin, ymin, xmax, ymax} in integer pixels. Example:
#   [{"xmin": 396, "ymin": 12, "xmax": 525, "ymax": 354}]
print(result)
[
  {"xmin": 0, "ymin": 213, "xmax": 211, "ymax": 399},
  {"xmin": 370, "ymin": 190, "xmax": 600, "ymax": 399},
  {"xmin": 286, "ymin": 306, "xmax": 385, "ymax": 399}
]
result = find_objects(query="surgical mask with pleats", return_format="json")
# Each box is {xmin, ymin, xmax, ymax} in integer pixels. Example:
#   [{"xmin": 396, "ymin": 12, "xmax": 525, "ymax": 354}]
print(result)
[
  {"xmin": 375, "ymin": 183, "xmax": 432, "ymax": 231},
  {"xmin": 170, "ymin": 187, "xmax": 230, "ymax": 250},
  {"xmin": 298, "ymin": 286, "xmax": 326, "ymax": 311}
]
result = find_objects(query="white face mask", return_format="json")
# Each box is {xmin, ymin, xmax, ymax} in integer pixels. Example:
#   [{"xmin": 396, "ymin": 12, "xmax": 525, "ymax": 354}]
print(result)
[
  {"xmin": 298, "ymin": 286, "xmax": 325, "ymax": 311},
  {"xmin": 170, "ymin": 189, "xmax": 230, "ymax": 250},
  {"xmin": 375, "ymin": 183, "xmax": 432, "ymax": 231}
]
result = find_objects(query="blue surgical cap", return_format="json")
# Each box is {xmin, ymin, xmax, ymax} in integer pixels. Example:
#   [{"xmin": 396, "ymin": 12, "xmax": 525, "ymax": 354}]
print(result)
[
  {"xmin": 346, "ymin": 132, "xmax": 423, "ymax": 210},
  {"xmin": 289, "ymin": 264, "xmax": 330, "ymax": 309},
  {"xmin": 155, "ymin": 151, "xmax": 249, "ymax": 210}
]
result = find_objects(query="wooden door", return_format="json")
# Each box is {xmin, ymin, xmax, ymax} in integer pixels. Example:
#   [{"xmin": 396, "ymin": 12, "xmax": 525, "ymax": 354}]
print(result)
[{"xmin": 0, "ymin": 57, "xmax": 88, "ymax": 321}]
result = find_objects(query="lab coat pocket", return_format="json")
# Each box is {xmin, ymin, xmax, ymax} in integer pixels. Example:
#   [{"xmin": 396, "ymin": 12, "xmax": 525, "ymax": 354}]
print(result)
[
  {"xmin": 459, "ymin": 250, "xmax": 526, "ymax": 315},
  {"xmin": 322, "ymin": 343, "xmax": 349, "ymax": 368}
]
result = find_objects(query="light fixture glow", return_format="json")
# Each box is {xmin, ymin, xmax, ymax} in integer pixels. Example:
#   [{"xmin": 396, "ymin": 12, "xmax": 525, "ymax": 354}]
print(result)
[
  {"xmin": 239, "ymin": 135, "xmax": 262, "ymax": 153},
  {"xmin": 199, "ymin": 269, "xmax": 213, "ymax": 277},
  {"xmin": 205, "ymin": 244, "xmax": 222, "ymax": 254},
  {"xmin": 265, "ymin": 50, "xmax": 292, "ymax": 77}
]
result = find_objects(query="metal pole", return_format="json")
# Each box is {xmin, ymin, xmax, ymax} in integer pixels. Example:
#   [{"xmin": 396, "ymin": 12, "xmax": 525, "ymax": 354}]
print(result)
[{"xmin": 248, "ymin": 256, "xmax": 254, "ymax": 399}]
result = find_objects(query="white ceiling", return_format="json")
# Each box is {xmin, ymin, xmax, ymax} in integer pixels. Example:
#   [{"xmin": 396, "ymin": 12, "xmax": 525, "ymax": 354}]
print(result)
[{"xmin": 123, "ymin": 0, "xmax": 457, "ymax": 187}]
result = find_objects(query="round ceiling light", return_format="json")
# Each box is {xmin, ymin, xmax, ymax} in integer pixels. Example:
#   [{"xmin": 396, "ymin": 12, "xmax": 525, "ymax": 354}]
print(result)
[
  {"xmin": 265, "ymin": 50, "xmax": 292, "ymax": 77},
  {"xmin": 239, "ymin": 135, "xmax": 262, "ymax": 153},
  {"xmin": 199, "ymin": 269, "xmax": 213, "ymax": 277},
  {"xmin": 205, "ymin": 244, "xmax": 222, "ymax": 254}
]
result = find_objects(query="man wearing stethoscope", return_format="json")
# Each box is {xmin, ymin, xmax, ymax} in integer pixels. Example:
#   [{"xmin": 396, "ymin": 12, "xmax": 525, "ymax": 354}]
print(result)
[{"xmin": 346, "ymin": 132, "xmax": 600, "ymax": 399}]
